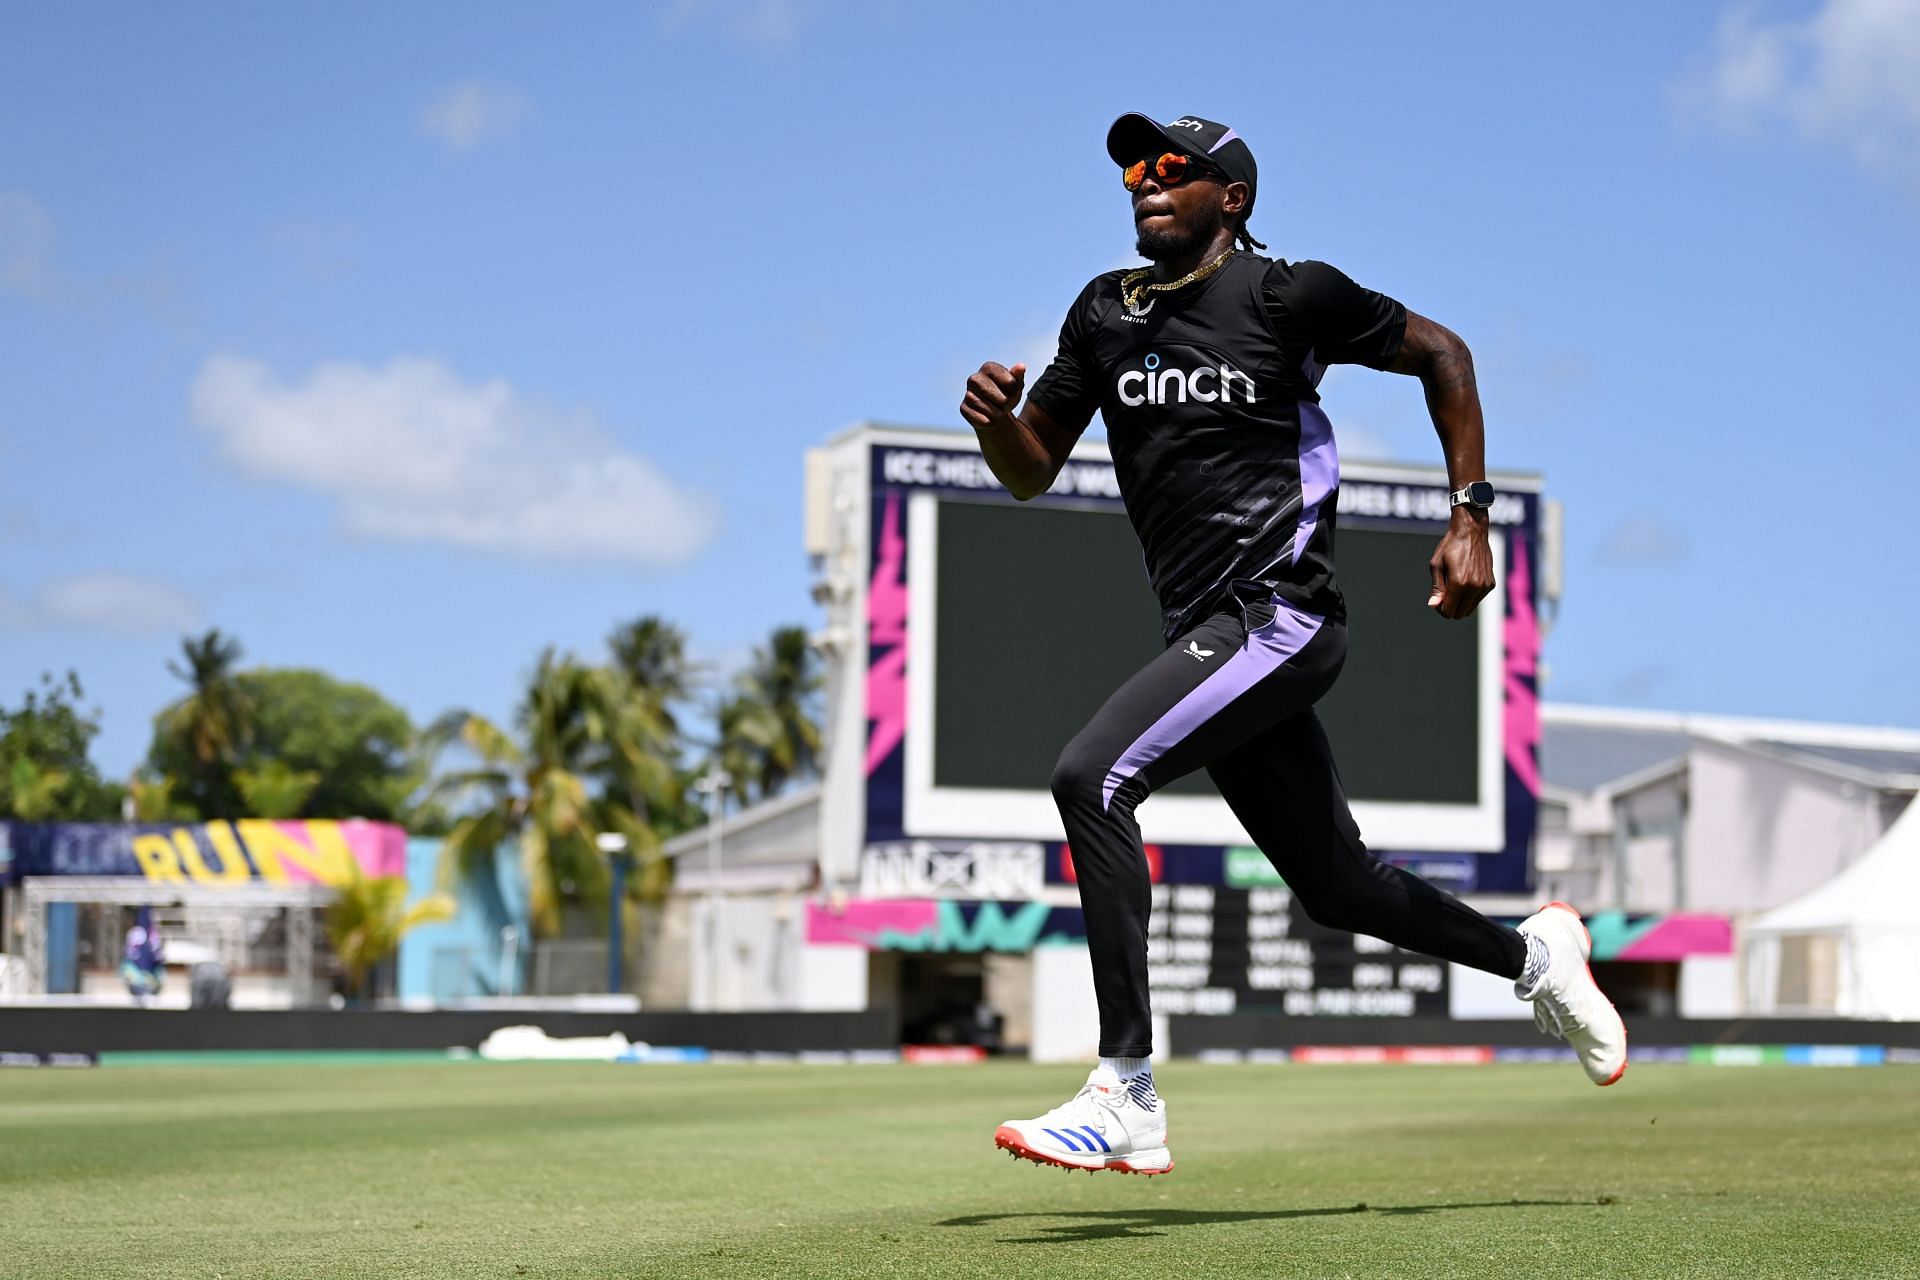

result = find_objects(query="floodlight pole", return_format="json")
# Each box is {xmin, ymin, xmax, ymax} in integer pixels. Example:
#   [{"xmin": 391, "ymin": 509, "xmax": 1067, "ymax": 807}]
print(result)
[
  {"xmin": 597, "ymin": 832, "xmax": 632, "ymax": 994},
  {"xmin": 693, "ymin": 765, "xmax": 732, "ymax": 1010}
]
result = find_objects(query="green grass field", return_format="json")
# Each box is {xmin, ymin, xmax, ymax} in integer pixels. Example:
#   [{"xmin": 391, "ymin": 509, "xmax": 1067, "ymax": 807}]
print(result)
[{"xmin": 3, "ymin": 1060, "xmax": 1917, "ymax": 1279}]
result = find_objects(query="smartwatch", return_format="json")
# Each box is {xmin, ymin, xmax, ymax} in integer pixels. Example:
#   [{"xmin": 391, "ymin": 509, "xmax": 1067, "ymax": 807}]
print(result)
[{"xmin": 1449, "ymin": 480, "xmax": 1496, "ymax": 511}]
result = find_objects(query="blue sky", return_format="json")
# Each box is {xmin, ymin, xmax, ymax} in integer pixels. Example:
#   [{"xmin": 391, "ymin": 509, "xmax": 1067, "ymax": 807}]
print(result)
[{"xmin": 3, "ymin": 1, "xmax": 1917, "ymax": 776}]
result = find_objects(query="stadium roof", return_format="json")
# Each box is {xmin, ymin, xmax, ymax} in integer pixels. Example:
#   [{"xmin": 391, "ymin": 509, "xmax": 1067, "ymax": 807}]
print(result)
[{"xmin": 1542, "ymin": 704, "xmax": 1920, "ymax": 797}]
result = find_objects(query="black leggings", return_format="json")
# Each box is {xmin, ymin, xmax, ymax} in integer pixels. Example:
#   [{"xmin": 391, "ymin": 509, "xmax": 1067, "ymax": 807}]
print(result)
[{"xmin": 1051, "ymin": 587, "xmax": 1527, "ymax": 1057}]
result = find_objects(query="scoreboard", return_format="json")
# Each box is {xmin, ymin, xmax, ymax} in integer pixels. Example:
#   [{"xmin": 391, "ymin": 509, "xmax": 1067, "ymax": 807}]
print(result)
[
  {"xmin": 804, "ymin": 423, "xmax": 1549, "ymax": 1009},
  {"xmin": 1147, "ymin": 884, "xmax": 1451, "ymax": 1019}
]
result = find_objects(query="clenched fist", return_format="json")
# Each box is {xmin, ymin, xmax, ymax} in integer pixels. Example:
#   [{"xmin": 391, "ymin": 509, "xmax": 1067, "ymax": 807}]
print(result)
[
  {"xmin": 960, "ymin": 361, "xmax": 1027, "ymax": 432},
  {"xmin": 1427, "ymin": 512, "xmax": 1496, "ymax": 620}
]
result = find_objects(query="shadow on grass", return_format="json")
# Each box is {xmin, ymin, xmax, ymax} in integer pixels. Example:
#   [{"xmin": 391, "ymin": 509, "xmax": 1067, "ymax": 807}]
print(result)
[{"xmin": 939, "ymin": 1198, "xmax": 1607, "ymax": 1243}]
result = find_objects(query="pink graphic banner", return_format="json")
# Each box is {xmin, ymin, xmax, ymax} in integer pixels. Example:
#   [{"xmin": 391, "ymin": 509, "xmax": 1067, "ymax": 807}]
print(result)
[
  {"xmin": 807, "ymin": 899, "xmax": 938, "ymax": 947},
  {"xmin": 6, "ymin": 820, "xmax": 409, "ymax": 887}
]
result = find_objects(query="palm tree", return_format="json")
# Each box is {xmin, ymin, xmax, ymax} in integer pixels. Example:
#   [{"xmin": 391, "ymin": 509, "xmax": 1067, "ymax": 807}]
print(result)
[
  {"xmin": 604, "ymin": 616, "xmax": 699, "ymax": 839},
  {"xmin": 234, "ymin": 759, "xmax": 321, "ymax": 819},
  {"xmin": 735, "ymin": 625, "xmax": 824, "ymax": 801},
  {"xmin": 428, "ymin": 650, "xmax": 672, "ymax": 938},
  {"xmin": 127, "ymin": 773, "xmax": 194, "ymax": 822},
  {"xmin": 157, "ymin": 629, "xmax": 253, "ymax": 817},
  {"xmin": 710, "ymin": 692, "xmax": 778, "ymax": 809},
  {"xmin": 608, "ymin": 615, "xmax": 697, "ymax": 737},
  {"xmin": 326, "ymin": 863, "xmax": 454, "ymax": 1000}
]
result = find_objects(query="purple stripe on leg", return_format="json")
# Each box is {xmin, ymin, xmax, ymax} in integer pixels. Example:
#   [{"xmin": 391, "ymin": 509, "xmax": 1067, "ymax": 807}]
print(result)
[{"xmin": 1100, "ymin": 602, "xmax": 1325, "ymax": 810}]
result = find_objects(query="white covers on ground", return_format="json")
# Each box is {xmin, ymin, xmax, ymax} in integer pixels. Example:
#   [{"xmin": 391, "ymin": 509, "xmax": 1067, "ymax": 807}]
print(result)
[
  {"xmin": 477, "ymin": 1024, "xmax": 637, "ymax": 1061},
  {"xmin": 1743, "ymin": 796, "xmax": 1920, "ymax": 1019}
]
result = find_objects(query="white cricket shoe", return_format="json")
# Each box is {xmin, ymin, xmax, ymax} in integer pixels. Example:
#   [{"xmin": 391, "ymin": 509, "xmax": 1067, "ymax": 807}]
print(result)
[
  {"xmin": 994, "ymin": 1067, "xmax": 1173, "ymax": 1175},
  {"xmin": 1519, "ymin": 901, "xmax": 1628, "ymax": 1086}
]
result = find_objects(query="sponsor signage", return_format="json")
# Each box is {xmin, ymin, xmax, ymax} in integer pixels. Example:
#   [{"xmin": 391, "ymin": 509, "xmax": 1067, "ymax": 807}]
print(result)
[
  {"xmin": 870, "ymin": 443, "xmax": 1534, "ymax": 526},
  {"xmin": 4, "ymin": 821, "xmax": 408, "ymax": 886},
  {"xmin": 858, "ymin": 840, "xmax": 1045, "ymax": 900}
]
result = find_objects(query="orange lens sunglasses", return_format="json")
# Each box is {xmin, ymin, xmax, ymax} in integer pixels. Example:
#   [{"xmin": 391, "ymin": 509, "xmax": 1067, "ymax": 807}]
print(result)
[{"xmin": 1122, "ymin": 152, "xmax": 1225, "ymax": 192}]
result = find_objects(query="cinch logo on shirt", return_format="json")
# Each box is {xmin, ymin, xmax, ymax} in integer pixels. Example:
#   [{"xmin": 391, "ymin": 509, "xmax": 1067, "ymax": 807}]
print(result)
[{"xmin": 1116, "ymin": 351, "xmax": 1258, "ymax": 407}]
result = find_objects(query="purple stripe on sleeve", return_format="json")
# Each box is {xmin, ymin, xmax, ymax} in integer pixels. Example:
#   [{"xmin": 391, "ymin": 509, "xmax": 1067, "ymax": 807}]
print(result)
[
  {"xmin": 1207, "ymin": 129, "xmax": 1241, "ymax": 153},
  {"xmin": 1101, "ymin": 601, "xmax": 1325, "ymax": 810},
  {"xmin": 1291, "ymin": 400, "xmax": 1339, "ymax": 565}
]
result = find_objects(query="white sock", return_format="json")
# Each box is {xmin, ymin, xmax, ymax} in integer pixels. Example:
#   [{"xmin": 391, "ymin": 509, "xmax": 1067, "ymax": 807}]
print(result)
[{"xmin": 1099, "ymin": 1056, "xmax": 1158, "ymax": 1108}]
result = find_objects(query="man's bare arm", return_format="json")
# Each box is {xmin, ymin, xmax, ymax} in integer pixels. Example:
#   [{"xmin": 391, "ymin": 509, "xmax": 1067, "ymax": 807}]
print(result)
[
  {"xmin": 960, "ymin": 361, "xmax": 1082, "ymax": 500},
  {"xmin": 1387, "ymin": 312, "xmax": 1495, "ymax": 620}
]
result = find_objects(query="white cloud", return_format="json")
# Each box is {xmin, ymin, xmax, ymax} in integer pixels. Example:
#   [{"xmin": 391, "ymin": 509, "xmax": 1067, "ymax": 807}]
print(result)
[
  {"xmin": 417, "ymin": 79, "xmax": 531, "ymax": 154},
  {"xmin": 658, "ymin": 0, "xmax": 813, "ymax": 48},
  {"xmin": 731, "ymin": 0, "xmax": 806, "ymax": 46},
  {"xmin": 0, "ymin": 191, "xmax": 57, "ymax": 297},
  {"xmin": 262, "ymin": 220, "xmax": 359, "ymax": 283},
  {"xmin": 0, "ymin": 573, "xmax": 203, "ymax": 635},
  {"xmin": 1684, "ymin": 0, "xmax": 1920, "ymax": 190},
  {"xmin": 1594, "ymin": 511, "xmax": 1690, "ymax": 567},
  {"xmin": 39, "ymin": 574, "xmax": 203, "ymax": 634},
  {"xmin": 190, "ymin": 355, "xmax": 718, "ymax": 568}
]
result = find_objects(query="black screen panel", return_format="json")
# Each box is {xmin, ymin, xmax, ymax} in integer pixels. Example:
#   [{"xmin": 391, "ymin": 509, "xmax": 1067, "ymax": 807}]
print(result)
[{"xmin": 930, "ymin": 499, "xmax": 1479, "ymax": 805}]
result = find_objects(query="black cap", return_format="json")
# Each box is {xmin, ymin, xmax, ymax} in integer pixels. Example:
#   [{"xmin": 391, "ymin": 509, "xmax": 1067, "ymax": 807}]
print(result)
[{"xmin": 1106, "ymin": 112, "xmax": 1258, "ymax": 221}]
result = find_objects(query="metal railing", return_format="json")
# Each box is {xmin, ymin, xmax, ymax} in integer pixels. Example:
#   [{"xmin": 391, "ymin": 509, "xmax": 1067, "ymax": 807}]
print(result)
[{"xmin": 528, "ymin": 940, "xmax": 611, "ymax": 997}]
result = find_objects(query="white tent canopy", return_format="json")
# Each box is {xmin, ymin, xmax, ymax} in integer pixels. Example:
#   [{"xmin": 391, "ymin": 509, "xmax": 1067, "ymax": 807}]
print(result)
[{"xmin": 1743, "ymin": 796, "xmax": 1920, "ymax": 1019}]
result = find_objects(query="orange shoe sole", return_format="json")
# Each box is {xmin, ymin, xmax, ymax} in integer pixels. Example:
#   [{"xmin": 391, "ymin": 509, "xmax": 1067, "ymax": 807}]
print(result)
[{"xmin": 993, "ymin": 1125, "xmax": 1174, "ymax": 1175}]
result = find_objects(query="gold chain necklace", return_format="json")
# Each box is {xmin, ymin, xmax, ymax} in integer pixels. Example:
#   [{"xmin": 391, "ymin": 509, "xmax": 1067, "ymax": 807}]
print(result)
[{"xmin": 1121, "ymin": 247, "xmax": 1235, "ymax": 312}]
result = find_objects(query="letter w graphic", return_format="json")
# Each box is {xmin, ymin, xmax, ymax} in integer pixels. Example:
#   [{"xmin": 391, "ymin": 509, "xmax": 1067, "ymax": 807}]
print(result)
[{"xmin": 935, "ymin": 901, "xmax": 1052, "ymax": 952}]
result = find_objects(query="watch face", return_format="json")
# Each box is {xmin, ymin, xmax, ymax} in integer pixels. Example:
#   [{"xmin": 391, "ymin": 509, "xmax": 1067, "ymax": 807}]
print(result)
[{"xmin": 1467, "ymin": 481, "xmax": 1496, "ymax": 507}]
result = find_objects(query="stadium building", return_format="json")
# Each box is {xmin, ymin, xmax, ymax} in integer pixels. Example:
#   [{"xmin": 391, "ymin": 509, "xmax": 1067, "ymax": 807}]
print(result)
[
  {"xmin": 4, "ymin": 425, "xmax": 1917, "ymax": 1056},
  {"xmin": 626, "ymin": 425, "xmax": 1920, "ymax": 1054}
]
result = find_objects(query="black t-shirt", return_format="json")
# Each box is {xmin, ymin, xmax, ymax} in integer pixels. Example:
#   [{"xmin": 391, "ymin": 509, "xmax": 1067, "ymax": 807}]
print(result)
[{"xmin": 1027, "ymin": 253, "xmax": 1406, "ymax": 639}]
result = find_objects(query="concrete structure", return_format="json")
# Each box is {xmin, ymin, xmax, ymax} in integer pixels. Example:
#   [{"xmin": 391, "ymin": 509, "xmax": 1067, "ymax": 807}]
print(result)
[
  {"xmin": 656, "ymin": 786, "xmax": 861, "ymax": 1015},
  {"xmin": 1535, "ymin": 704, "xmax": 1920, "ymax": 1018},
  {"xmin": 655, "ymin": 701, "xmax": 1920, "ymax": 1030},
  {"xmin": 14, "ymin": 877, "xmax": 334, "ymax": 1009},
  {"xmin": 1537, "ymin": 704, "xmax": 1920, "ymax": 915},
  {"xmin": 395, "ymin": 838, "xmax": 532, "ymax": 1004}
]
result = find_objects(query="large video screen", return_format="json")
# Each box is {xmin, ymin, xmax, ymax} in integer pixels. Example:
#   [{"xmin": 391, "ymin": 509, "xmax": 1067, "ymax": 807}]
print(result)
[
  {"xmin": 932, "ymin": 498, "xmax": 1478, "ymax": 803},
  {"xmin": 904, "ymin": 493, "xmax": 1505, "ymax": 850}
]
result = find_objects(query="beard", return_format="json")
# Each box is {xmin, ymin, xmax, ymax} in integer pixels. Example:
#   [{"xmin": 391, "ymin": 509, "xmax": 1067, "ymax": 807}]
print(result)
[{"xmin": 1134, "ymin": 219, "xmax": 1204, "ymax": 262}]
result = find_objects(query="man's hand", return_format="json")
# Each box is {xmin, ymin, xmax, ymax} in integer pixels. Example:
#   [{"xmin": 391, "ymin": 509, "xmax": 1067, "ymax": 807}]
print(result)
[
  {"xmin": 960, "ymin": 361, "xmax": 1027, "ymax": 432},
  {"xmin": 1428, "ymin": 509, "xmax": 1495, "ymax": 619},
  {"xmin": 961, "ymin": 362, "xmax": 1082, "ymax": 500}
]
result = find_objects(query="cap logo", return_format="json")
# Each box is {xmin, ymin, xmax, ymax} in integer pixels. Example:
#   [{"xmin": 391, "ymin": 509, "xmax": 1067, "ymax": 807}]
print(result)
[{"xmin": 1168, "ymin": 118, "xmax": 1206, "ymax": 131}]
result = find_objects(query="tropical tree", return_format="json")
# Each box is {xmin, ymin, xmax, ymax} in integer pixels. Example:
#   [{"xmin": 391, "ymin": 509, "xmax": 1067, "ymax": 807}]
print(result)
[
  {"xmin": 710, "ymin": 692, "xmax": 778, "ymax": 808},
  {"xmin": 718, "ymin": 625, "xmax": 824, "ymax": 804},
  {"xmin": 150, "ymin": 664, "xmax": 418, "ymax": 821},
  {"xmin": 126, "ymin": 773, "xmax": 195, "ymax": 822},
  {"xmin": 153, "ymin": 630, "xmax": 253, "ymax": 817},
  {"xmin": 604, "ymin": 616, "xmax": 702, "ymax": 840},
  {"xmin": 428, "ymin": 650, "xmax": 674, "ymax": 937},
  {"xmin": 325, "ymin": 864, "xmax": 454, "ymax": 1000},
  {"xmin": 233, "ymin": 759, "xmax": 322, "ymax": 819},
  {"xmin": 234, "ymin": 669, "xmax": 416, "ymax": 820},
  {"xmin": 7, "ymin": 758, "xmax": 70, "ymax": 820},
  {"xmin": 608, "ymin": 615, "xmax": 698, "ymax": 736},
  {"xmin": 0, "ymin": 671, "xmax": 124, "ymax": 820}
]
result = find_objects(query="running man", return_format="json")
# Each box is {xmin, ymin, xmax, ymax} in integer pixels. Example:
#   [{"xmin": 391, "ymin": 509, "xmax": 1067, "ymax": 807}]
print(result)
[{"xmin": 961, "ymin": 112, "xmax": 1626, "ymax": 1177}]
